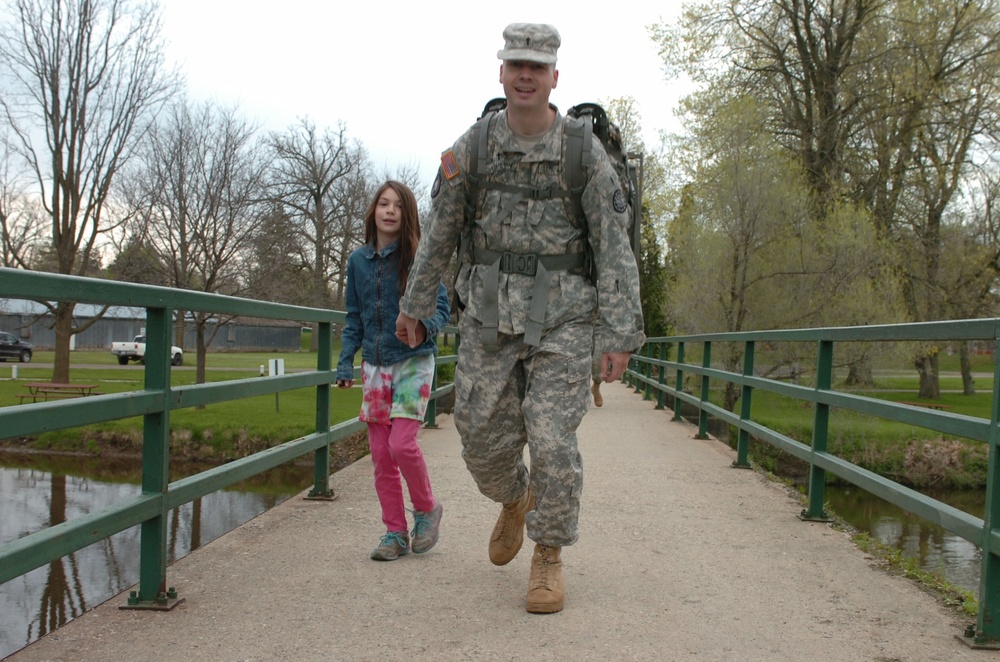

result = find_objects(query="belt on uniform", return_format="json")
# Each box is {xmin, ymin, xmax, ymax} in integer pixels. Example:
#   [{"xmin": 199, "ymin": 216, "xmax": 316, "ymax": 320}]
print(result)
[{"xmin": 470, "ymin": 245, "xmax": 586, "ymax": 349}]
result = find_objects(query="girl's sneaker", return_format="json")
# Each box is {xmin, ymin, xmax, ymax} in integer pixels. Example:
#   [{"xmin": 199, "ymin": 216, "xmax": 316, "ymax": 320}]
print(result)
[
  {"xmin": 411, "ymin": 502, "xmax": 443, "ymax": 554},
  {"xmin": 370, "ymin": 531, "xmax": 410, "ymax": 561}
]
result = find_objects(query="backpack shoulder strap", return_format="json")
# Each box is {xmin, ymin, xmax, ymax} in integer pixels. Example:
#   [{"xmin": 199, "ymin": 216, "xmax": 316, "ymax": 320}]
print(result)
[
  {"xmin": 562, "ymin": 113, "xmax": 592, "ymax": 221},
  {"xmin": 454, "ymin": 110, "xmax": 499, "ymax": 311},
  {"xmin": 467, "ymin": 110, "xmax": 498, "ymax": 218}
]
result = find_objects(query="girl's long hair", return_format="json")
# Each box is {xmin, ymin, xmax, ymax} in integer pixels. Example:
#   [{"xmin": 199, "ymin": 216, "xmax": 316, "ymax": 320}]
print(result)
[{"xmin": 363, "ymin": 180, "xmax": 421, "ymax": 294}]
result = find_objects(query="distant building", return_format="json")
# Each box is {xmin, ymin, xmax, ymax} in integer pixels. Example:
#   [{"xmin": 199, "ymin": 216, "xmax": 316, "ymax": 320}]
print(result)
[{"xmin": 0, "ymin": 299, "xmax": 302, "ymax": 352}]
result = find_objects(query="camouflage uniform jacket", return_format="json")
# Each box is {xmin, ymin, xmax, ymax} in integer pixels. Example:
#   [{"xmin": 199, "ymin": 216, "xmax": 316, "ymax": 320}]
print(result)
[{"xmin": 400, "ymin": 109, "xmax": 645, "ymax": 354}]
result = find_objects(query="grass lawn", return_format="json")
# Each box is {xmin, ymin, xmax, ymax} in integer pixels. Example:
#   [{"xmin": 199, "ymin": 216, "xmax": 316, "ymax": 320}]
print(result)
[
  {"xmin": 661, "ymin": 350, "xmax": 996, "ymax": 489},
  {"xmin": 0, "ymin": 347, "xmax": 363, "ymax": 457}
]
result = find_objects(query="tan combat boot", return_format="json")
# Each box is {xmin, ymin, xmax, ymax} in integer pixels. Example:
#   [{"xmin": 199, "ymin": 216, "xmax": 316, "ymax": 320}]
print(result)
[
  {"xmin": 526, "ymin": 544, "xmax": 564, "ymax": 613},
  {"xmin": 488, "ymin": 487, "xmax": 535, "ymax": 565},
  {"xmin": 592, "ymin": 378, "xmax": 603, "ymax": 407}
]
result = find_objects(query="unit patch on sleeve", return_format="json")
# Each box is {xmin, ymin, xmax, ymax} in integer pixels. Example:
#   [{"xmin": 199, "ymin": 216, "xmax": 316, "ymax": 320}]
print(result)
[
  {"xmin": 441, "ymin": 150, "xmax": 460, "ymax": 180},
  {"xmin": 612, "ymin": 188, "xmax": 627, "ymax": 214},
  {"xmin": 431, "ymin": 168, "xmax": 443, "ymax": 198}
]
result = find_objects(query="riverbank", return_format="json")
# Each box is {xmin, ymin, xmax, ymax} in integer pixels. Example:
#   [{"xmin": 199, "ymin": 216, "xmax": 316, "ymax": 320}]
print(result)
[
  {"xmin": 743, "ymin": 434, "xmax": 988, "ymax": 491},
  {"xmin": 3, "ymin": 410, "xmax": 986, "ymax": 490},
  {"xmin": 0, "ymin": 428, "xmax": 372, "ymax": 472}
]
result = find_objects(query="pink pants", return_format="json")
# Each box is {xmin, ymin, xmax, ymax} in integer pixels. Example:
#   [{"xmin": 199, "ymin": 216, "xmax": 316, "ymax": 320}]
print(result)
[{"xmin": 368, "ymin": 418, "xmax": 435, "ymax": 532}]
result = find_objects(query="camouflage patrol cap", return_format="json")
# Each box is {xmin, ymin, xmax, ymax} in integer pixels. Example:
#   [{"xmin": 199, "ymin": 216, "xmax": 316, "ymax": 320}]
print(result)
[{"xmin": 496, "ymin": 23, "xmax": 560, "ymax": 65}]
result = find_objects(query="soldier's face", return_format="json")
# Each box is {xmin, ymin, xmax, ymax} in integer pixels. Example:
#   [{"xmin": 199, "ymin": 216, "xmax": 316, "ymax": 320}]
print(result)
[{"xmin": 499, "ymin": 60, "xmax": 558, "ymax": 114}]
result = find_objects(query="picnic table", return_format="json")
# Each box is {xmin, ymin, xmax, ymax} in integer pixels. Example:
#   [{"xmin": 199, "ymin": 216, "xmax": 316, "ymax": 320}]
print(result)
[{"xmin": 17, "ymin": 382, "xmax": 103, "ymax": 404}]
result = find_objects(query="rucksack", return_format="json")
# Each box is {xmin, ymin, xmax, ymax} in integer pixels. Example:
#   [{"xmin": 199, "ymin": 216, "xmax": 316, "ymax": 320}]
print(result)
[
  {"xmin": 466, "ymin": 99, "xmax": 640, "ymax": 259},
  {"xmin": 449, "ymin": 99, "xmax": 641, "ymax": 328}
]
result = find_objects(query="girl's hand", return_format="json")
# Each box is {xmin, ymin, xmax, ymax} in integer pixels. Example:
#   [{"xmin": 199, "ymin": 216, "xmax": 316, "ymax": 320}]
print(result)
[{"xmin": 336, "ymin": 379, "xmax": 355, "ymax": 389}]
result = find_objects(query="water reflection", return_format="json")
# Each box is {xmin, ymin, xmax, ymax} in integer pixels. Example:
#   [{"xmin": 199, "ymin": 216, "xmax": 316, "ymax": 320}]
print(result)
[
  {"xmin": 825, "ymin": 485, "xmax": 984, "ymax": 596},
  {"xmin": 0, "ymin": 456, "xmax": 312, "ymax": 660}
]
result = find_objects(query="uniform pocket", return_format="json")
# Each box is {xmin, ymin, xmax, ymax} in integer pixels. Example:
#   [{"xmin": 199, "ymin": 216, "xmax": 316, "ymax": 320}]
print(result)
[
  {"xmin": 527, "ymin": 198, "xmax": 545, "ymax": 226},
  {"xmin": 454, "ymin": 364, "xmax": 473, "ymax": 404}
]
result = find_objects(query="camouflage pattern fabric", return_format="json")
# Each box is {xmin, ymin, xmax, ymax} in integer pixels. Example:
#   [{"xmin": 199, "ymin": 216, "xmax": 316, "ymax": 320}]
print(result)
[
  {"xmin": 399, "ymin": 109, "xmax": 645, "ymax": 548},
  {"xmin": 453, "ymin": 312, "xmax": 592, "ymax": 547}
]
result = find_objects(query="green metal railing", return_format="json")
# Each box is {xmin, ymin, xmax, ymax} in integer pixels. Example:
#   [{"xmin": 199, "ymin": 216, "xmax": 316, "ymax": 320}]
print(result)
[
  {"xmin": 0, "ymin": 267, "xmax": 455, "ymax": 609},
  {"xmin": 624, "ymin": 319, "xmax": 1000, "ymax": 648}
]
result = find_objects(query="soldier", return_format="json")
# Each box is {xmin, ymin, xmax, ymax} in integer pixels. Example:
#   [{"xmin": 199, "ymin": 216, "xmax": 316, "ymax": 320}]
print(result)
[{"xmin": 396, "ymin": 22, "xmax": 644, "ymax": 613}]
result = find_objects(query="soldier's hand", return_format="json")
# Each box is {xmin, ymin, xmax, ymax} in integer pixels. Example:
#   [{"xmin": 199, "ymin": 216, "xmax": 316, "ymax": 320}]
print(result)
[
  {"xmin": 601, "ymin": 351, "xmax": 632, "ymax": 383},
  {"xmin": 395, "ymin": 312, "xmax": 421, "ymax": 349},
  {"xmin": 412, "ymin": 320, "xmax": 427, "ymax": 345}
]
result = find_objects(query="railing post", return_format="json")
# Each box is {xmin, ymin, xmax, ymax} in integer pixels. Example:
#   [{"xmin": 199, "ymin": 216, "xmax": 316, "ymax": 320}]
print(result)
[
  {"xmin": 634, "ymin": 344, "xmax": 644, "ymax": 394},
  {"xmin": 963, "ymin": 336, "xmax": 1000, "ymax": 646},
  {"xmin": 129, "ymin": 306, "xmax": 181, "ymax": 610},
  {"xmin": 695, "ymin": 341, "xmax": 711, "ymax": 440},
  {"xmin": 672, "ymin": 341, "xmax": 685, "ymax": 421},
  {"xmin": 425, "ymin": 360, "xmax": 440, "ymax": 429},
  {"xmin": 656, "ymin": 342, "xmax": 667, "ymax": 410},
  {"xmin": 733, "ymin": 340, "xmax": 754, "ymax": 469},
  {"xmin": 643, "ymin": 343, "xmax": 653, "ymax": 401},
  {"xmin": 631, "ymin": 345, "xmax": 640, "ymax": 392},
  {"xmin": 624, "ymin": 347, "xmax": 635, "ymax": 387},
  {"xmin": 307, "ymin": 321, "xmax": 335, "ymax": 499},
  {"xmin": 801, "ymin": 339, "xmax": 832, "ymax": 522}
]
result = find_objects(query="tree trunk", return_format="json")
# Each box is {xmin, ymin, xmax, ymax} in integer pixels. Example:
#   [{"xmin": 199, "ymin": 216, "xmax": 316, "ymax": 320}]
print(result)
[
  {"xmin": 51, "ymin": 303, "xmax": 76, "ymax": 384},
  {"xmin": 195, "ymin": 319, "xmax": 208, "ymax": 410},
  {"xmin": 722, "ymin": 343, "xmax": 742, "ymax": 412},
  {"xmin": 174, "ymin": 311, "xmax": 186, "ymax": 353},
  {"xmin": 196, "ymin": 321, "xmax": 207, "ymax": 385},
  {"xmin": 723, "ymin": 382, "xmax": 741, "ymax": 413},
  {"xmin": 915, "ymin": 353, "xmax": 940, "ymax": 399},
  {"xmin": 844, "ymin": 357, "xmax": 874, "ymax": 387},
  {"xmin": 959, "ymin": 341, "xmax": 975, "ymax": 396}
]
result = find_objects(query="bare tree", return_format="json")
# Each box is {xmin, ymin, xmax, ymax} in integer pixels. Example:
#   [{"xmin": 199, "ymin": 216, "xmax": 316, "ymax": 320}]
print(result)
[
  {"xmin": 0, "ymin": 131, "xmax": 46, "ymax": 267},
  {"xmin": 241, "ymin": 206, "xmax": 310, "ymax": 304},
  {"xmin": 0, "ymin": 0, "xmax": 179, "ymax": 381},
  {"xmin": 266, "ymin": 118, "xmax": 369, "ymax": 349},
  {"xmin": 124, "ymin": 99, "xmax": 268, "ymax": 383}
]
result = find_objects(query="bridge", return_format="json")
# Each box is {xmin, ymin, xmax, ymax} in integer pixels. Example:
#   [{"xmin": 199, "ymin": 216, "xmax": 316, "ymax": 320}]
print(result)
[
  {"xmin": 1, "ymin": 268, "xmax": 997, "ymax": 659},
  {"xmin": 6, "ymin": 384, "xmax": 978, "ymax": 661}
]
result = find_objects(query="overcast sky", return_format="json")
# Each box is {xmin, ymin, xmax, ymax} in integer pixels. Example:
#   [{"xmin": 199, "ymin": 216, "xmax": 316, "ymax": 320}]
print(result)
[{"xmin": 159, "ymin": 0, "xmax": 686, "ymax": 189}]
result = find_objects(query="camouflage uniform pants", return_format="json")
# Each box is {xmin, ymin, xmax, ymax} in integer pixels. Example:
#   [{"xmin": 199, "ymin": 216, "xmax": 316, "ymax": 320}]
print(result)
[{"xmin": 453, "ymin": 313, "xmax": 593, "ymax": 548}]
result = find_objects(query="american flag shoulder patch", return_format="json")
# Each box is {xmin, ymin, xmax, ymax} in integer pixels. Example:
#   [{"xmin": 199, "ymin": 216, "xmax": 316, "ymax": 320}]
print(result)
[{"xmin": 441, "ymin": 150, "xmax": 460, "ymax": 180}]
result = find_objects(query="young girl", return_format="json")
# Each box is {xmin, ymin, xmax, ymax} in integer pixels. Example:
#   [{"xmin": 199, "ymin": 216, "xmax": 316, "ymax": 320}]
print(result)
[{"xmin": 336, "ymin": 181, "xmax": 450, "ymax": 561}]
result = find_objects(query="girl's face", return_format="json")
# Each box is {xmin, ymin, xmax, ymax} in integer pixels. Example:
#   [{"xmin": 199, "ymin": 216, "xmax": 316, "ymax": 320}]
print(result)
[{"xmin": 374, "ymin": 186, "xmax": 403, "ymax": 248}]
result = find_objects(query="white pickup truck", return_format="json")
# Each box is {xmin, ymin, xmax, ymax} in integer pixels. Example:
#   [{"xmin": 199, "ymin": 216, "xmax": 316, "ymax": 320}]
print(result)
[{"xmin": 111, "ymin": 335, "xmax": 184, "ymax": 366}]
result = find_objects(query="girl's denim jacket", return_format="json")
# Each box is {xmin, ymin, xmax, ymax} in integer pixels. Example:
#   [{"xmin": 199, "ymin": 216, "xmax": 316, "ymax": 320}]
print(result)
[{"xmin": 336, "ymin": 241, "xmax": 450, "ymax": 382}]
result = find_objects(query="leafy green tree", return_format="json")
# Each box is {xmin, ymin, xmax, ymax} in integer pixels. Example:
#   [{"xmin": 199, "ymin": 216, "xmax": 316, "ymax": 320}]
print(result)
[
  {"xmin": 653, "ymin": 0, "xmax": 1000, "ymax": 397},
  {"xmin": 604, "ymin": 96, "xmax": 671, "ymax": 339}
]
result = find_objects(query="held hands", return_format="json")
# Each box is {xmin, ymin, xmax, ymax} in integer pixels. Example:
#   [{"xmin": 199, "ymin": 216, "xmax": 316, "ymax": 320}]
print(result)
[
  {"xmin": 336, "ymin": 379, "xmax": 355, "ymax": 389},
  {"xmin": 395, "ymin": 312, "xmax": 425, "ymax": 349},
  {"xmin": 600, "ymin": 351, "xmax": 632, "ymax": 383}
]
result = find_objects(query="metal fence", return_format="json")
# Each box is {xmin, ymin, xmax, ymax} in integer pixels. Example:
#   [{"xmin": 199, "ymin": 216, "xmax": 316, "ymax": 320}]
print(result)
[
  {"xmin": 625, "ymin": 320, "xmax": 1000, "ymax": 648},
  {"xmin": 0, "ymin": 267, "xmax": 455, "ymax": 611}
]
